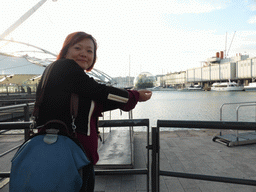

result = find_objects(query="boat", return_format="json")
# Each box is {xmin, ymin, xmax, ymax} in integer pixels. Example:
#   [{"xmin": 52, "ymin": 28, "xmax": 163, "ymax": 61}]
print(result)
[
  {"xmin": 186, "ymin": 84, "xmax": 204, "ymax": 91},
  {"xmin": 146, "ymin": 86, "xmax": 176, "ymax": 91},
  {"xmin": 244, "ymin": 82, "xmax": 256, "ymax": 91},
  {"xmin": 211, "ymin": 80, "xmax": 244, "ymax": 91}
]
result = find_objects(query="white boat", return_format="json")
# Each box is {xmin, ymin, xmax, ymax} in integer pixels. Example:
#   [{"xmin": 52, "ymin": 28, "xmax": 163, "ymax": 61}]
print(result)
[
  {"xmin": 187, "ymin": 84, "xmax": 204, "ymax": 91},
  {"xmin": 211, "ymin": 81, "xmax": 244, "ymax": 91},
  {"xmin": 147, "ymin": 86, "xmax": 176, "ymax": 91},
  {"xmin": 244, "ymin": 82, "xmax": 256, "ymax": 91}
]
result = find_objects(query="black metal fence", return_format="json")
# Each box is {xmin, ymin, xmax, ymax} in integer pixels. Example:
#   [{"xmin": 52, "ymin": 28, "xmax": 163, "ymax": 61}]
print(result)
[
  {"xmin": 151, "ymin": 120, "xmax": 256, "ymax": 192},
  {"xmin": 0, "ymin": 118, "xmax": 150, "ymax": 191},
  {"xmin": 1, "ymin": 106, "xmax": 256, "ymax": 192}
]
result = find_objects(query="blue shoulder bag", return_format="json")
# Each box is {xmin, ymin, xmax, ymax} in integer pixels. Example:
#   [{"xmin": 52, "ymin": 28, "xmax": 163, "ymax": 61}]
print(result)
[{"xmin": 10, "ymin": 63, "xmax": 90, "ymax": 192}]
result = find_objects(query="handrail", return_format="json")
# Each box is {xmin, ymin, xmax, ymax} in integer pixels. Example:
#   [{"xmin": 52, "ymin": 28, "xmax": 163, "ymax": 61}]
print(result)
[
  {"xmin": 159, "ymin": 170, "xmax": 256, "ymax": 186},
  {"xmin": 100, "ymin": 110, "xmax": 134, "ymax": 144},
  {"xmin": 220, "ymin": 101, "xmax": 256, "ymax": 121},
  {"xmin": 0, "ymin": 122, "xmax": 32, "ymax": 129},
  {"xmin": 0, "ymin": 144, "xmax": 23, "ymax": 158},
  {"xmin": 0, "ymin": 99, "xmax": 35, "ymax": 102},
  {"xmin": 0, "ymin": 103, "xmax": 33, "ymax": 139},
  {"xmin": 99, "ymin": 119, "xmax": 149, "ymax": 127},
  {"xmin": 157, "ymin": 120, "xmax": 256, "ymax": 130},
  {"xmin": 233, "ymin": 104, "xmax": 256, "ymax": 141},
  {"xmin": 2, "ymin": 119, "xmax": 256, "ymax": 191},
  {"xmin": 154, "ymin": 120, "xmax": 256, "ymax": 191},
  {"xmin": 0, "ymin": 103, "xmax": 34, "ymax": 111},
  {"xmin": 0, "ymin": 118, "xmax": 150, "ymax": 192},
  {"xmin": 236, "ymin": 104, "xmax": 256, "ymax": 122},
  {"xmin": 219, "ymin": 101, "xmax": 256, "ymax": 136}
]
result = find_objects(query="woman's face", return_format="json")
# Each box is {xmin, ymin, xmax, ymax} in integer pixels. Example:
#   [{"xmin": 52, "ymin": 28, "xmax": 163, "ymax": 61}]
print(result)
[{"xmin": 65, "ymin": 38, "xmax": 95, "ymax": 70}]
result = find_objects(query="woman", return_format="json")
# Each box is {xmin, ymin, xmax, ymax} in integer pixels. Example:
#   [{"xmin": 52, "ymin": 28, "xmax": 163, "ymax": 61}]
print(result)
[{"xmin": 36, "ymin": 31, "xmax": 152, "ymax": 191}]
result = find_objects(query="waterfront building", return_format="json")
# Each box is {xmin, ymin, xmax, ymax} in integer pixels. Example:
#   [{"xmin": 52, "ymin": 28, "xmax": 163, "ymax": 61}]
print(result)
[
  {"xmin": 1, "ymin": 50, "xmax": 256, "ymax": 92},
  {"xmin": 163, "ymin": 53, "xmax": 256, "ymax": 89},
  {"xmin": 164, "ymin": 71, "xmax": 186, "ymax": 88},
  {"xmin": 154, "ymin": 75, "xmax": 164, "ymax": 87}
]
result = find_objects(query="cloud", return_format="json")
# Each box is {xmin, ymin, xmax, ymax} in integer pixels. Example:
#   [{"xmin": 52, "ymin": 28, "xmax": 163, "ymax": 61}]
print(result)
[
  {"xmin": 248, "ymin": 16, "xmax": 256, "ymax": 23},
  {"xmin": 1, "ymin": 0, "xmax": 255, "ymax": 77},
  {"xmin": 132, "ymin": 0, "xmax": 225, "ymax": 15},
  {"xmin": 248, "ymin": 4, "xmax": 256, "ymax": 11}
]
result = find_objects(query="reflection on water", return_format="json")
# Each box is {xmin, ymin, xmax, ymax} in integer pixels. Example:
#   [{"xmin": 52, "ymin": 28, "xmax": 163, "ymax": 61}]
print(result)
[{"xmin": 102, "ymin": 91, "xmax": 256, "ymax": 131}]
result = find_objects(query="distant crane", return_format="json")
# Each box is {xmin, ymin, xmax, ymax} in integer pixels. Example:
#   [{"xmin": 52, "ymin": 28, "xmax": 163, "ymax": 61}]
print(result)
[{"xmin": 225, "ymin": 31, "xmax": 236, "ymax": 58}]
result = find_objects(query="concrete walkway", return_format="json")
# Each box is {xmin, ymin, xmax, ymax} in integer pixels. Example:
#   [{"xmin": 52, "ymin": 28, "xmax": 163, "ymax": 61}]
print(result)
[
  {"xmin": 1, "ymin": 129, "xmax": 256, "ymax": 191},
  {"xmin": 94, "ymin": 129, "xmax": 256, "ymax": 192}
]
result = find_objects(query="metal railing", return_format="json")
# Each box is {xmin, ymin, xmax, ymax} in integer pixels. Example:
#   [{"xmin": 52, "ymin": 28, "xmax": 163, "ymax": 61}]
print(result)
[
  {"xmin": 98, "ymin": 118, "xmax": 150, "ymax": 191},
  {"xmin": 2, "ymin": 118, "xmax": 256, "ymax": 191},
  {"xmin": 0, "ymin": 99, "xmax": 35, "ymax": 107},
  {"xmin": 220, "ymin": 101, "xmax": 256, "ymax": 122},
  {"xmin": 153, "ymin": 120, "xmax": 256, "ymax": 192},
  {"xmin": 219, "ymin": 101, "xmax": 256, "ymax": 138},
  {"xmin": 0, "ymin": 102, "xmax": 33, "ymax": 158},
  {"xmin": 0, "ymin": 118, "xmax": 150, "ymax": 191},
  {"xmin": 0, "ymin": 103, "xmax": 34, "ymax": 141},
  {"xmin": 100, "ymin": 110, "xmax": 133, "ymax": 144}
]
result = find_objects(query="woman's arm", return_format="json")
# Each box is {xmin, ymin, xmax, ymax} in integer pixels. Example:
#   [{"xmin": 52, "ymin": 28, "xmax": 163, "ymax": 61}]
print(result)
[
  {"xmin": 137, "ymin": 90, "xmax": 152, "ymax": 102},
  {"xmin": 102, "ymin": 89, "xmax": 152, "ymax": 112}
]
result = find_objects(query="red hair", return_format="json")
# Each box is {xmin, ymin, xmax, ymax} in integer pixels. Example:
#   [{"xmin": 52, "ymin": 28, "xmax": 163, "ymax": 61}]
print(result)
[{"xmin": 57, "ymin": 32, "xmax": 97, "ymax": 72}]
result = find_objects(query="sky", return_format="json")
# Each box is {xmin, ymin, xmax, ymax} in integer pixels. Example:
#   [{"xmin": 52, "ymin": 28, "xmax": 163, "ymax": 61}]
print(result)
[{"xmin": 0, "ymin": 0, "xmax": 256, "ymax": 78}]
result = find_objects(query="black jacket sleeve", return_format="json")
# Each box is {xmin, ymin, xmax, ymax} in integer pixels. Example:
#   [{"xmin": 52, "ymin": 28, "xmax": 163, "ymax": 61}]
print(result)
[
  {"xmin": 36, "ymin": 59, "xmax": 130, "ymax": 131},
  {"xmin": 67, "ymin": 60, "xmax": 129, "ymax": 107}
]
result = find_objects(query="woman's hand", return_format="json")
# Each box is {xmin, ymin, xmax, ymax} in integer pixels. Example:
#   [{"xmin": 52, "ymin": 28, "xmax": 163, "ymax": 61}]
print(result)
[{"xmin": 138, "ymin": 90, "xmax": 152, "ymax": 102}]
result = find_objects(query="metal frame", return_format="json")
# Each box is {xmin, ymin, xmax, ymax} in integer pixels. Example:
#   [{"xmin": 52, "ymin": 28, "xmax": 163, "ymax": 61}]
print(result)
[
  {"xmin": 98, "ymin": 119, "xmax": 150, "ymax": 191},
  {"xmin": 214, "ymin": 101, "xmax": 256, "ymax": 146},
  {"xmin": 2, "ymin": 116, "xmax": 256, "ymax": 191},
  {"xmin": 154, "ymin": 120, "xmax": 256, "ymax": 192},
  {"xmin": 219, "ymin": 101, "xmax": 256, "ymax": 135},
  {"xmin": 0, "ymin": 118, "xmax": 150, "ymax": 192}
]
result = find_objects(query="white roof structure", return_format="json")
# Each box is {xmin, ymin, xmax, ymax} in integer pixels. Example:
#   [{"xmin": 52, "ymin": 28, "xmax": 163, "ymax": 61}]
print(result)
[
  {"xmin": 0, "ymin": 39, "xmax": 116, "ymax": 86},
  {"xmin": 0, "ymin": 53, "xmax": 45, "ymax": 75},
  {"xmin": 0, "ymin": 1, "xmax": 115, "ymax": 87}
]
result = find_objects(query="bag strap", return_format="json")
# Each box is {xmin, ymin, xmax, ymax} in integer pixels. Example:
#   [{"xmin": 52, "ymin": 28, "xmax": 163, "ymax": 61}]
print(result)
[
  {"xmin": 33, "ymin": 63, "xmax": 55, "ymax": 118},
  {"xmin": 70, "ymin": 93, "xmax": 79, "ymax": 137},
  {"xmin": 31, "ymin": 62, "xmax": 79, "ymax": 137},
  {"xmin": 70, "ymin": 93, "xmax": 79, "ymax": 119}
]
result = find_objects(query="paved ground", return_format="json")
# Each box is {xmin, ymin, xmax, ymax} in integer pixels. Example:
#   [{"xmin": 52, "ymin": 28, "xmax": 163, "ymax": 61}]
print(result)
[
  {"xmin": 1, "ymin": 129, "xmax": 256, "ymax": 191},
  {"xmin": 95, "ymin": 129, "xmax": 256, "ymax": 192}
]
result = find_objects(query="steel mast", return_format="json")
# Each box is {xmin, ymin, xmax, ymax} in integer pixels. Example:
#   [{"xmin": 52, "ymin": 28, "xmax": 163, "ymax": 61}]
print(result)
[{"xmin": 0, "ymin": 0, "xmax": 56, "ymax": 39}]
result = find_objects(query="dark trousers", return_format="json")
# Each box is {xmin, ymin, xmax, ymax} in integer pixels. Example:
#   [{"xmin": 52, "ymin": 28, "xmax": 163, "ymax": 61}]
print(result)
[{"xmin": 80, "ymin": 163, "xmax": 95, "ymax": 192}]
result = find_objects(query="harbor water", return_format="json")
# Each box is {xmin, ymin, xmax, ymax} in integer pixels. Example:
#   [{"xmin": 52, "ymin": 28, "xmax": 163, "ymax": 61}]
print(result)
[{"xmin": 101, "ymin": 91, "xmax": 256, "ymax": 131}]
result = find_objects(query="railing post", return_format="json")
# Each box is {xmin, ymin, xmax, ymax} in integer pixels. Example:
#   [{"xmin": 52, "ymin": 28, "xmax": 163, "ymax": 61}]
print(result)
[
  {"xmin": 24, "ymin": 104, "xmax": 30, "ymax": 141},
  {"xmin": 151, "ymin": 127, "xmax": 159, "ymax": 192}
]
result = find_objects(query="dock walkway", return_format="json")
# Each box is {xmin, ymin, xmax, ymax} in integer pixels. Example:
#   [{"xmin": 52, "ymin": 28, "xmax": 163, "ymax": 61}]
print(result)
[
  {"xmin": 97, "ymin": 129, "xmax": 133, "ymax": 169},
  {"xmin": 1, "ymin": 129, "xmax": 256, "ymax": 191}
]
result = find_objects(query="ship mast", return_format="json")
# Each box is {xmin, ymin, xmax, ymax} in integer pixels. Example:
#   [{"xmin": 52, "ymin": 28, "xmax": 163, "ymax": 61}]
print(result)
[
  {"xmin": 226, "ymin": 31, "xmax": 236, "ymax": 57},
  {"xmin": 225, "ymin": 32, "xmax": 227, "ymax": 58}
]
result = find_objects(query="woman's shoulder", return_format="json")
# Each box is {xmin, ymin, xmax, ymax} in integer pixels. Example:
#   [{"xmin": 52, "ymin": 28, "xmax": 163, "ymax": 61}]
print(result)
[
  {"xmin": 51, "ymin": 59, "xmax": 85, "ymax": 73},
  {"xmin": 53, "ymin": 59, "xmax": 80, "ymax": 68},
  {"xmin": 45, "ymin": 59, "xmax": 85, "ymax": 80}
]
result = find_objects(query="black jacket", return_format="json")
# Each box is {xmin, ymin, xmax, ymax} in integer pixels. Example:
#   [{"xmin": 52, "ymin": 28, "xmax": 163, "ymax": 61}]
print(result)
[{"xmin": 36, "ymin": 59, "xmax": 129, "ymax": 134}]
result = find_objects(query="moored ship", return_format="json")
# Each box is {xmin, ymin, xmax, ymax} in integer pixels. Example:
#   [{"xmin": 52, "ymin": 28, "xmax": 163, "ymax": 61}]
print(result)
[
  {"xmin": 211, "ymin": 80, "xmax": 244, "ymax": 91},
  {"xmin": 244, "ymin": 82, "xmax": 256, "ymax": 91},
  {"xmin": 186, "ymin": 84, "xmax": 204, "ymax": 91}
]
